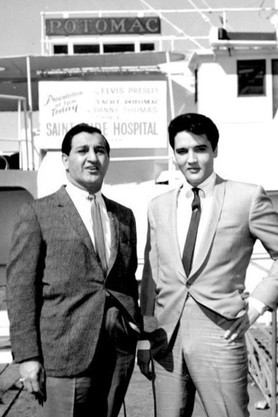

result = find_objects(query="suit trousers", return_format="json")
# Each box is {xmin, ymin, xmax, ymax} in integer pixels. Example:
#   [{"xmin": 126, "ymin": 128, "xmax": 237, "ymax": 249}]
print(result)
[
  {"xmin": 37, "ymin": 306, "xmax": 137, "ymax": 417},
  {"xmin": 153, "ymin": 296, "xmax": 249, "ymax": 417}
]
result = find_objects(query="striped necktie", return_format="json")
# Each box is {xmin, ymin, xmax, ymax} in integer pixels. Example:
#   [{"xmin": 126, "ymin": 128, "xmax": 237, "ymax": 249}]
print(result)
[
  {"xmin": 182, "ymin": 187, "xmax": 201, "ymax": 276},
  {"xmin": 89, "ymin": 194, "xmax": 107, "ymax": 273}
]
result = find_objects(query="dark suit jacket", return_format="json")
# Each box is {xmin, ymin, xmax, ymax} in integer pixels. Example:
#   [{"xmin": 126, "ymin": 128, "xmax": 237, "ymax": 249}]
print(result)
[{"xmin": 6, "ymin": 186, "xmax": 141, "ymax": 377}]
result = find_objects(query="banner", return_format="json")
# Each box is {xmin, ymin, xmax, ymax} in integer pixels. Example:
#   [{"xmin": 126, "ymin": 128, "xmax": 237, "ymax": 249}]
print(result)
[
  {"xmin": 38, "ymin": 80, "xmax": 167, "ymax": 149},
  {"xmin": 45, "ymin": 17, "xmax": 161, "ymax": 36}
]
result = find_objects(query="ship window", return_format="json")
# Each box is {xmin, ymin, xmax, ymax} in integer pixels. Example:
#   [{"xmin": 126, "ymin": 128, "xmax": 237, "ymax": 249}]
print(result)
[
  {"xmin": 103, "ymin": 44, "xmax": 135, "ymax": 53},
  {"xmin": 194, "ymin": 69, "xmax": 198, "ymax": 103},
  {"xmin": 53, "ymin": 44, "xmax": 68, "ymax": 55},
  {"xmin": 140, "ymin": 43, "xmax": 155, "ymax": 51},
  {"xmin": 74, "ymin": 44, "xmax": 100, "ymax": 54},
  {"xmin": 237, "ymin": 60, "xmax": 266, "ymax": 96}
]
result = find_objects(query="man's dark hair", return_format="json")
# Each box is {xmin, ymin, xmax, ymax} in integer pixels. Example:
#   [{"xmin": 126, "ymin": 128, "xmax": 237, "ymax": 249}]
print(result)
[
  {"xmin": 61, "ymin": 123, "xmax": 110, "ymax": 156},
  {"xmin": 168, "ymin": 113, "xmax": 219, "ymax": 151}
]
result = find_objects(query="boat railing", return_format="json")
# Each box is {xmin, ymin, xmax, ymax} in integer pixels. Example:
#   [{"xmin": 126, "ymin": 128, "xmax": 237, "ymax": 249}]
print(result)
[{"xmin": 0, "ymin": 94, "xmax": 36, "ymax": 171}]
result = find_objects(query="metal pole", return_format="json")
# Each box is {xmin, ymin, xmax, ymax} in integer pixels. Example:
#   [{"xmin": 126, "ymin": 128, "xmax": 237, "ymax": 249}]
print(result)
[
  {"xmin": 17, "ymin": 99, "xmax": 22, "ymax": 169},
  {"xmin": 22, "ymin": 99, "xmax": 30, "ymax": 170},
  {"xmin": 165, "ymin": 51, "xmax": 175, "ymax": 187},
  {"xmin": 40, "ymin": 12, "xmax": 45, "ymax": 55},
  {"xmin": 271, "ymin": 306, "xmax": 277, "ymax": 417},
  {"xmin": 26, "ymin": 56, "xmax": 35, "ymax": 170}
]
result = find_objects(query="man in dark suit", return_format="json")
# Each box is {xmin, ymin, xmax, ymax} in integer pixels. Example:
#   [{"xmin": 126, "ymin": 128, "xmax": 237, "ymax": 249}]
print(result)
[
  {"xmin": 6, "ymin": 123, "xmax": 141, "ymax": 417},
  {"xmin": 137, "ymin": 113, "xmax": 278, "ymax": 417}
]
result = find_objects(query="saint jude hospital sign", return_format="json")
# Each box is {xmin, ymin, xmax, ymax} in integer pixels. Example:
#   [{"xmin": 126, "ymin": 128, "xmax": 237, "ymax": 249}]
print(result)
[{"xmin": 39, "ymin": 80, "xmax": 167, "ymax": 149}]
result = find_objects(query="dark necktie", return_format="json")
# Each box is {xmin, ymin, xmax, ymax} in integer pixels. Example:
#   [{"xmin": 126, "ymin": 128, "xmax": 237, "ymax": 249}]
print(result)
[
  {"xmin": 182, "ymin": 187, "xmax": 201, "ymax": 276},
  {"xmin": 89, "ymin": 194, "xmax": 107, "ymax": 273}
]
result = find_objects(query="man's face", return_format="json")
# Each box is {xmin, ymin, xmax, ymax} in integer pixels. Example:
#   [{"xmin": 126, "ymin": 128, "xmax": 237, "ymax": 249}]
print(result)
[
  {"xmin": 174, "ymin": 130, "xmax": 217, "ymax": 186},
  {"xmin": 62, "ymin": 131, "xmax": 110, "ymax": 193}
]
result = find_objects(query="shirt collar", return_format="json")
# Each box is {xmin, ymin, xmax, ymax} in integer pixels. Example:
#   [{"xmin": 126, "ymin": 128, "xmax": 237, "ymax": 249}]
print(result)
[
  {"xmin": 65, "ymin": 180, "xmax": 102, "ymax": 201},
  {"xmin": 182, "ymin": 171, "xmax": 216, "ymax": 198}
]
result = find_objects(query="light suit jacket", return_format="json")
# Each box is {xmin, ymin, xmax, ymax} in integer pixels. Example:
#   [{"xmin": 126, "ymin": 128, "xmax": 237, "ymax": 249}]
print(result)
[
  {"xmin": 140, "ymin": 176, "xmax": 278, "ymax": 344},
  {"xmin": 6, "ymin": 186, "xmax": 141, "ymax": 377}
]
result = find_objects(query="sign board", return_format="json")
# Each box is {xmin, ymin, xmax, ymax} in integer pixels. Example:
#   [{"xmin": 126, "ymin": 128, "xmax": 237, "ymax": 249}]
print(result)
[
  {"xmin": 38, "ymin": 80, "xmax": 167, "ymax": 149},
  {"xmin": 45, "ymin": 17, "xmax": 161, "ymax": 36}
]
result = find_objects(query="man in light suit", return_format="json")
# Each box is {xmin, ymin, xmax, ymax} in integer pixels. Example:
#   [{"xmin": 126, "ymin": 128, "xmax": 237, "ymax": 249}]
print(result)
[
  {"xmin": 6, "ymin": 123, "xmax": 141, "ymax": 417},
  {"xmin": 137, "ymin": 113, "xmax": 278, "ymax": 417}
]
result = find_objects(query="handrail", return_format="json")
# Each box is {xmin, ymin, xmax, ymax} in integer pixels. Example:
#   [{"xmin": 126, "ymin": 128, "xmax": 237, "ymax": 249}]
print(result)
[
  {"xmin": 271, "ymin": 306, "xmax": 277, "ymax": 417},
  {"xmin": 0, "ymin": 155, "xmax": 9, "ymax": 169},
  {"xmin": 0, "ymin": 94, "xmax": 35, "ymax": 170}
]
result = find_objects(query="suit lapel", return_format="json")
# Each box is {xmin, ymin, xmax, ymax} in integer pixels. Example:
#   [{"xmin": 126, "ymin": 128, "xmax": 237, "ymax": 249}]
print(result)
[
  {"xmin": 103, "ymin": 197, "xmax": 119, "ymax": 275},
  {"xmin": 56, "ymin": 186, "xmax": 95, "ymax": 253},
  {"xmin": 165, "ymin": 188, "xmax": 188, "ymax": 280},
  {"xmin": 188, "ymin": 176, "xmax": 226, "ymax": 279}
]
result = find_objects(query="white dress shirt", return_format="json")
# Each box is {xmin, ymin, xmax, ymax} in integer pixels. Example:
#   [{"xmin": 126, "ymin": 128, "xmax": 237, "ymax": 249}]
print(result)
[
  {"xmin": 177, "ymin": 172, "xmax": 216, "ymax": 263},
  {"xmin": 65, "ymin": 181, "xmax": 111, "ymax": 265}
]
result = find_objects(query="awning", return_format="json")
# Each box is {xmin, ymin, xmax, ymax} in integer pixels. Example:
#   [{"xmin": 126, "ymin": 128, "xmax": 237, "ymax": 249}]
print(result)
[{"xmin": 0, "ymin": 51, "xmax": 185, "ymax": 111}]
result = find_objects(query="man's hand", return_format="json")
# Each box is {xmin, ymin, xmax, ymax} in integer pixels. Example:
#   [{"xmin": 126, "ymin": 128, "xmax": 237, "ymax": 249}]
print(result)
[
  {"xmin": 224, "ymin": 306, "xmax": 261, "ymax": 343},
  {"xmin": 19, "ymin": 360, "xmax": 45, "ymax": 402},
  {"xmin": 137, "ymin": 349, "xmax": 153, "ymax": 380}
]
